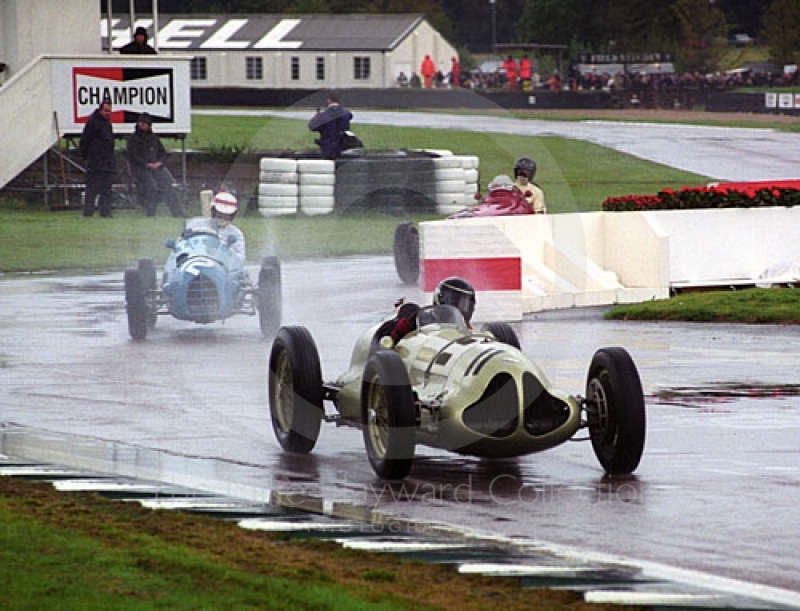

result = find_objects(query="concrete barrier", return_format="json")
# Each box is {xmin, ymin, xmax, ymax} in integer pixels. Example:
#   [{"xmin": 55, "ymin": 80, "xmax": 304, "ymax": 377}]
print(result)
[{"xmin": 419, "ymin": 207, "xmax": 800, "ymax": 319}]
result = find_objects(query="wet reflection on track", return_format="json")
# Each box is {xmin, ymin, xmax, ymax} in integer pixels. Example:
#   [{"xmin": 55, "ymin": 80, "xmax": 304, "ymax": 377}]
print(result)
[{"xmin": 1, "ymin": 259, "xmax": 799, "ymax": 596}]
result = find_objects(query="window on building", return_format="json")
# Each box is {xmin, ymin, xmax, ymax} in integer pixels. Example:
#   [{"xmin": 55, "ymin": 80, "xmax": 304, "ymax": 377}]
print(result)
[
  {"xmin": 191, "ymin": 57, "xmax": 207, "ymax": 81},
  {"xmin": 246, "ymin": 57, "xmax": 263, "ymax": 80},
  {"xmin": 354, "ymin": 57, "xmax": 371, "ymax": 80},
  {"xmin": 316, "ymin": 57, "xmax": 325, "ymax": 81},
  {"xmin": 291, "ymin": 56, "xmax": 300, "ymax": 81}
]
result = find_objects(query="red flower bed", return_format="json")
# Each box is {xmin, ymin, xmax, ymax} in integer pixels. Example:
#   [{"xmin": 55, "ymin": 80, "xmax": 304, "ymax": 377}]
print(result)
[{"xmin": 602, "ymin": 181, "xmax": 800, "ymax": 212}]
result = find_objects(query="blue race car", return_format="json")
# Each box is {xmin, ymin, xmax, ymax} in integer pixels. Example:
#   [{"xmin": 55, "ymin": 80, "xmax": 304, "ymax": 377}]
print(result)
[{"xmin": 124, "ymin": 217, "xmax": 281, "ymax": 340}]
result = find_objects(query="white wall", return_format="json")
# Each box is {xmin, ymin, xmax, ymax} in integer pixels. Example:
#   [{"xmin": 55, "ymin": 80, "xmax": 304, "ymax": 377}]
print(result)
[
  {"xmin": 0, "ymin": 0, "xmax": 99, "ymax": 76},
  {"xmin": 420, "ymin": 207, "xmax": 800, "ymax": 317}
]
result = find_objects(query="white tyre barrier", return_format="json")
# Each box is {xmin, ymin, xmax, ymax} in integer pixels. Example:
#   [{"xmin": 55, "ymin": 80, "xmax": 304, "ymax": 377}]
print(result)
[
  {"xmin": 299, "ymin": 195, "xmax": 336, "ymax": 216},
  {"xmin": 258, "ymin": 183, "xmax": 299, "ymax": 197},
  {"xmin": 435, "ymin": 192, "xmax": 466, "ymax": 215},
  {"xmin": 258, "ymin": 195, "xmax": 299, "ymax": 216},
  {"xmin": 299, "ymin": 184, "xmax": 335, "ymax": 198},
  {"xmin": 463, "ymin": 168, "xmax": 480, "ymax": 183},
  {"xmin": 259, "ymin": 171, "xmax": 299, "ymax": 184},
  {"xmin": 435, "ymin": 179, "xmax": 467, "ymax": 194},
  {"xmin": 260, "ymin": 157, "xmax": 297, "ymax": 173},
  {"xmin": 297, "ymin": 159, "xmax": 335, "ymax": 174},
  {"xmin": 297, "ymin": 172, "xmax": 335, "ymax": 186},
  {"xmin": 457, "ymin": 155, "xmax": 480, "ymax": 170},
  {"xmin": 434, "ymin": 167, "xmax": 466, "ymax": 181},
  {"xmin": 433, "ymin": 156, "xmax": 463, "ymax": 169}
]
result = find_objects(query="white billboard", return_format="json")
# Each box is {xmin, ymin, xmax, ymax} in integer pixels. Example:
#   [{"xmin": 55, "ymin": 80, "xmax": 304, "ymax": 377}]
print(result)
[{"xmin": 51, "ymin": 57, "xmax": 192, "ymax": 135}]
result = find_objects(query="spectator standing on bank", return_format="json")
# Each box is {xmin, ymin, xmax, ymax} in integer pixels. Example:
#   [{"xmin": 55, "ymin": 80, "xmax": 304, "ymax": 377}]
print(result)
[
  {"xmin": 396, "ymin": 71, "xmax": 409, "ymax": 87},
  {"xmin": 127, "ymin": 112, "xmax": 182, "ymax": 217},
  {"xmin": 79, "ymin": 99, "xmax": 116, "ymax": 218},
  {"xmin": 503, "ymin": 55, "xmax": 519, "ymax": 90},
  {"xmin": 519, "ymin": 55, "xmax": 532, "ymax": 90},
  {"xmin": 409, "ymin": 72, "xmax": 422, "ymax": 88},
  {"xmin": 420, "ymin": 54, "xmax": 436, "ymax": 89},
  {"xmin": 308, "ymin": 90, "xmax": 353, "ymax": 160},
  {"xmin": 120, "ymin": 26, "xmax": 156, "ymax": 55},
  {"xmin": 450, "ymin": 56, "xmax": 461, "ymax": 88}
]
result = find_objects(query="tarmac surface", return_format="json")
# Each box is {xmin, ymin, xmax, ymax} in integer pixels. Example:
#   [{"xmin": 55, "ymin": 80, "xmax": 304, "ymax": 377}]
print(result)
[
  {"xmin": 2, "ymin": 111, "xmax": 800, "ymax": 606},
  {"xmin": 1, "ymin": 260, "xmax": 800, "ymax": 606}
]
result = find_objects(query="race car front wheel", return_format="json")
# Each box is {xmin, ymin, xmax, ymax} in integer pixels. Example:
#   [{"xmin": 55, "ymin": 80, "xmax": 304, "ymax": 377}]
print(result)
[
  {"xmin": 124, "ymin": 268, "xmax": 148, "ymax": 340},
  {"xmin": 268, "ymin": 326, "xmax": 323, "ymax": 454},
  {"xmin": 362, "ymin": 350, "xmax": 416, "ymax": 479},
  {"xmin": 393, "ymin": 222, "xmax": 419, "ymax": 285},
  {"xmin": 585, "ymin": 347, "xmax": 646, "ymax": 475},
  {"xmin": 258, "ymin": 255, "xmax": 282, "ymax": 338},
  {"xmin": 137, "ymin": 257, "xmax": 158, "ymax": 330},
  {"xmin": 482, "ymin": 321, "xmax": 521, "ymax": 350}
]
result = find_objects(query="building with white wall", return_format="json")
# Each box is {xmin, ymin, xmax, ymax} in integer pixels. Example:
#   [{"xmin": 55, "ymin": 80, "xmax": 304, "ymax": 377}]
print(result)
[
  {"xmin": 105, "ymin": 14, "xmax": 458, "ymax": 90},
  {"xmin": 0, "ymin": 0, "xmax": 99, "ymax": 81}
]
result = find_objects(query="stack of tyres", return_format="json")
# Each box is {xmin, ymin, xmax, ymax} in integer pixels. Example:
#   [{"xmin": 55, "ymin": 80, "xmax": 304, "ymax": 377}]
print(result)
[{"xmin": 334, "ymin": 152, "xmax": 436, "ymax": 214}]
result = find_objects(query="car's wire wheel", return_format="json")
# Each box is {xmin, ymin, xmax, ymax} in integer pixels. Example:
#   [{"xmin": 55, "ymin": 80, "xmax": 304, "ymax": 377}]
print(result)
[
  {"xmin": 273, "ymin": 349, "xmax": 294, "ymax": 434},
  {"xmin": 365, "ymin": 378, "xmax": 390, "ymax": 458},
  {"xmin": 268, "ymin": 326, "xmax": 323, "ymax": 454},
  {"xmin": 361, "ymin": 350, "xmax": 416, "ymax": 479}
]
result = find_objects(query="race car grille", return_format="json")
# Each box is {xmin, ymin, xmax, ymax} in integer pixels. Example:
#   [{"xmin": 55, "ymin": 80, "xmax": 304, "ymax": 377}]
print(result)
[
  {"xmin": 186, "ymin": 275, "xmax": 220, "ymax": 321},
  {"xmin": 462, "ymin": 373, "xmax": 519, "ymax": 438},
  {"xmin": 522, "ymin": 372, "xmax": 570, "ymax": 436}
]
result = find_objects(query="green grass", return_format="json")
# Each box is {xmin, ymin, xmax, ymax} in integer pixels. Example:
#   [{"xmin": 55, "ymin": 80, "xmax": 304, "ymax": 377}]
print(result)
[
  {"xmin": 183, "ymin": 115, "xmax": 710, "ymax": 210},
  {"xmin": 1, "ymin": 115, "xmax": 710, "ymax": 273},
  {"xmin": 0, "ymin": 477, "xmax": 618, "ymax": 611},
  {"xmin": 606, "ymin": 287, "xmax": 800, "ymax": 324}
]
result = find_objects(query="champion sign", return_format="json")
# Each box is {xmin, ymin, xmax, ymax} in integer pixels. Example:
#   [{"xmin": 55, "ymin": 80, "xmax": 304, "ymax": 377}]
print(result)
[{"xmin": 73, "ymin": 67, "xmax": 174, "ymax": 124}]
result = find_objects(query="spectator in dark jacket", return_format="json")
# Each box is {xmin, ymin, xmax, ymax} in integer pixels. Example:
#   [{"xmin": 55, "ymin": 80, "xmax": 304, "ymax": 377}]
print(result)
[
  {"xmin": 126, "ymin": 112, "xmax": 181, "ymax": 217},
  {"xmin": 79, "ymin": 100, "xmax": 116, "ymax": 217},
  {"xmin": 308, "ymin": 91, "xmax": 353, "ymax": 159},
  {"xmin": 120, "ymin": 26, "xmax": 156, "ymax": 55}
]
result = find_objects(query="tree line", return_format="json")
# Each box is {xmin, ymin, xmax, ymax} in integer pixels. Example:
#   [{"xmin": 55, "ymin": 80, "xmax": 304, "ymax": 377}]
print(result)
[{"xmin": 106, "ymin": 0, "xmax": 799, "ymax": 72}]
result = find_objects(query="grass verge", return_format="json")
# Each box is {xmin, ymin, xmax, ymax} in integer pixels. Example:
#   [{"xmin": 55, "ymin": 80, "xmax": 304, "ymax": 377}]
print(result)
[
  {"xmin": 0, "ymin": 477, "xmax": 626, "ymax": 611},
  {"xmin": 605, "ymin": 287, "xmax": 800, "ymax": 324}
]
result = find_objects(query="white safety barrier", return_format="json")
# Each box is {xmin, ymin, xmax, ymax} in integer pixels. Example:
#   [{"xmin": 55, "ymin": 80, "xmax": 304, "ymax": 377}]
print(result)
[
  {"xmin": 257, "ymin": 152, "xmax": 480, "ymax": 217},
  {"xmin": 297, "ymin": 159, "xmax": 335, "ymax": 216},
  {"xmin": 433, "ymin": 154, "xmax": 480, "ymax": 215},
  {"xmin": 258, "ymin": 157, "xmax": 299, "ymax": 217},
  {"xmin": 420, "ymin": 206, "xmax": 800, "ymax": 319}
]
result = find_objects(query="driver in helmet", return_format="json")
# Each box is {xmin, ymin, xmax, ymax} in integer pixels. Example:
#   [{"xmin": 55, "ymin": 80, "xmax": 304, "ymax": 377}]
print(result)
[
  {"xmin": 433, "ymin": 276, "xmax": 476, "ymax": 326},
  {"xmin": 513, "ymin": 156, "xmax": 547, "ymax": 214},
  {"xmin": 377, "ymin": 277, "xmax": 476, "ymax": 349},
  {"xmin": 211, "ymin": 191, "xmax": 246, "ymax": 262}
]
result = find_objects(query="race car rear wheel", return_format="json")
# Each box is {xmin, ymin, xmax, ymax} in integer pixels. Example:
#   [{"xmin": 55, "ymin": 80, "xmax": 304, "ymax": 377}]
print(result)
[
  {"xmin": 393, "ymin": 222, "xmax": 419, "ymax": 285},
  {"xmin": 482, "ymin": 322, "xmax": 521, "ymax": 349},
  {"xmin": 137, "ymin": 257, "xmax": 158, "ymax": 329},
  {"xmin": 268, "ymin": 326, "xmax": 323, "ymax": 454},
  {"xmin": 258, "ymin": 256, "xmax": 282, "ymax": 338},
  {"xmin": 124, "ymin": 268, "xmax": 148, "ymax": 340},
  {"xmin": 585, "ymin": 347, "xmax": 646, "ymax": 475},
  {"xmin": 362, "ymin": 350, "xmax": 416, "ymax": 479}
]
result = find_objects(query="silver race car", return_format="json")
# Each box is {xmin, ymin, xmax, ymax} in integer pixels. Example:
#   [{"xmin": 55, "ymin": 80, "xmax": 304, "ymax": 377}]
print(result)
[{"xmin": 268, "ymin": 304, "xmax": 645, "ymax": 480}]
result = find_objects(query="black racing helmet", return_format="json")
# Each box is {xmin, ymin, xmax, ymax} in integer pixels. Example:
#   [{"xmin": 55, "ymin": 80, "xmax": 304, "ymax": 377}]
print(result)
[
  {"xmin": 434, "ymin": 276, "xmax": 476, "ymax": 323},
  {"xmin": 513, "ymin": 156, "xmax": 537, "ymax": 180}
]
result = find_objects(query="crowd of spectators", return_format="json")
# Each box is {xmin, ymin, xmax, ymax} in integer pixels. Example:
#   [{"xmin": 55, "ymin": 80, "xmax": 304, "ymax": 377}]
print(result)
[
  {"xmin": 452, "ymin": 62, "xmax": 799, "ymax": 110},
  {"xmin": 395, "ymin": 54, "xmax": 799, "ymax": 111}
]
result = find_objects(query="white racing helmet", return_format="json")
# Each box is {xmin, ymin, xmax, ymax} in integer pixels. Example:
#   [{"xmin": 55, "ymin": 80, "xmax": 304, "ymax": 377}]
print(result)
[
  {"xmin": 212, "ymin": 191, "xmax": 238, "ymax": 217},
  {"xmin": 212, "ymin": 192, "xmax": 238, "ymax": 227}
]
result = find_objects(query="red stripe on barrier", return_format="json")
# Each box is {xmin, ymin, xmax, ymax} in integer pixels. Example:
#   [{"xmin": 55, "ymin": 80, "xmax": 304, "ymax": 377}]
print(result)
[{"xmin": 422, "ymin": 258, "xmax": 521, "ymax": 292}]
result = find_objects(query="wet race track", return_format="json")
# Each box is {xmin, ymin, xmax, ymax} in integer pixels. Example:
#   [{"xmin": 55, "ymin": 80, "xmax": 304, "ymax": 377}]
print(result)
[
  {"xmin": 1, "ymin": 258, "xmax": 800, "ymax": 605},
  {"xmin": 3, "ymin": 111, "xmax": 800, "ymax": 606}
]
